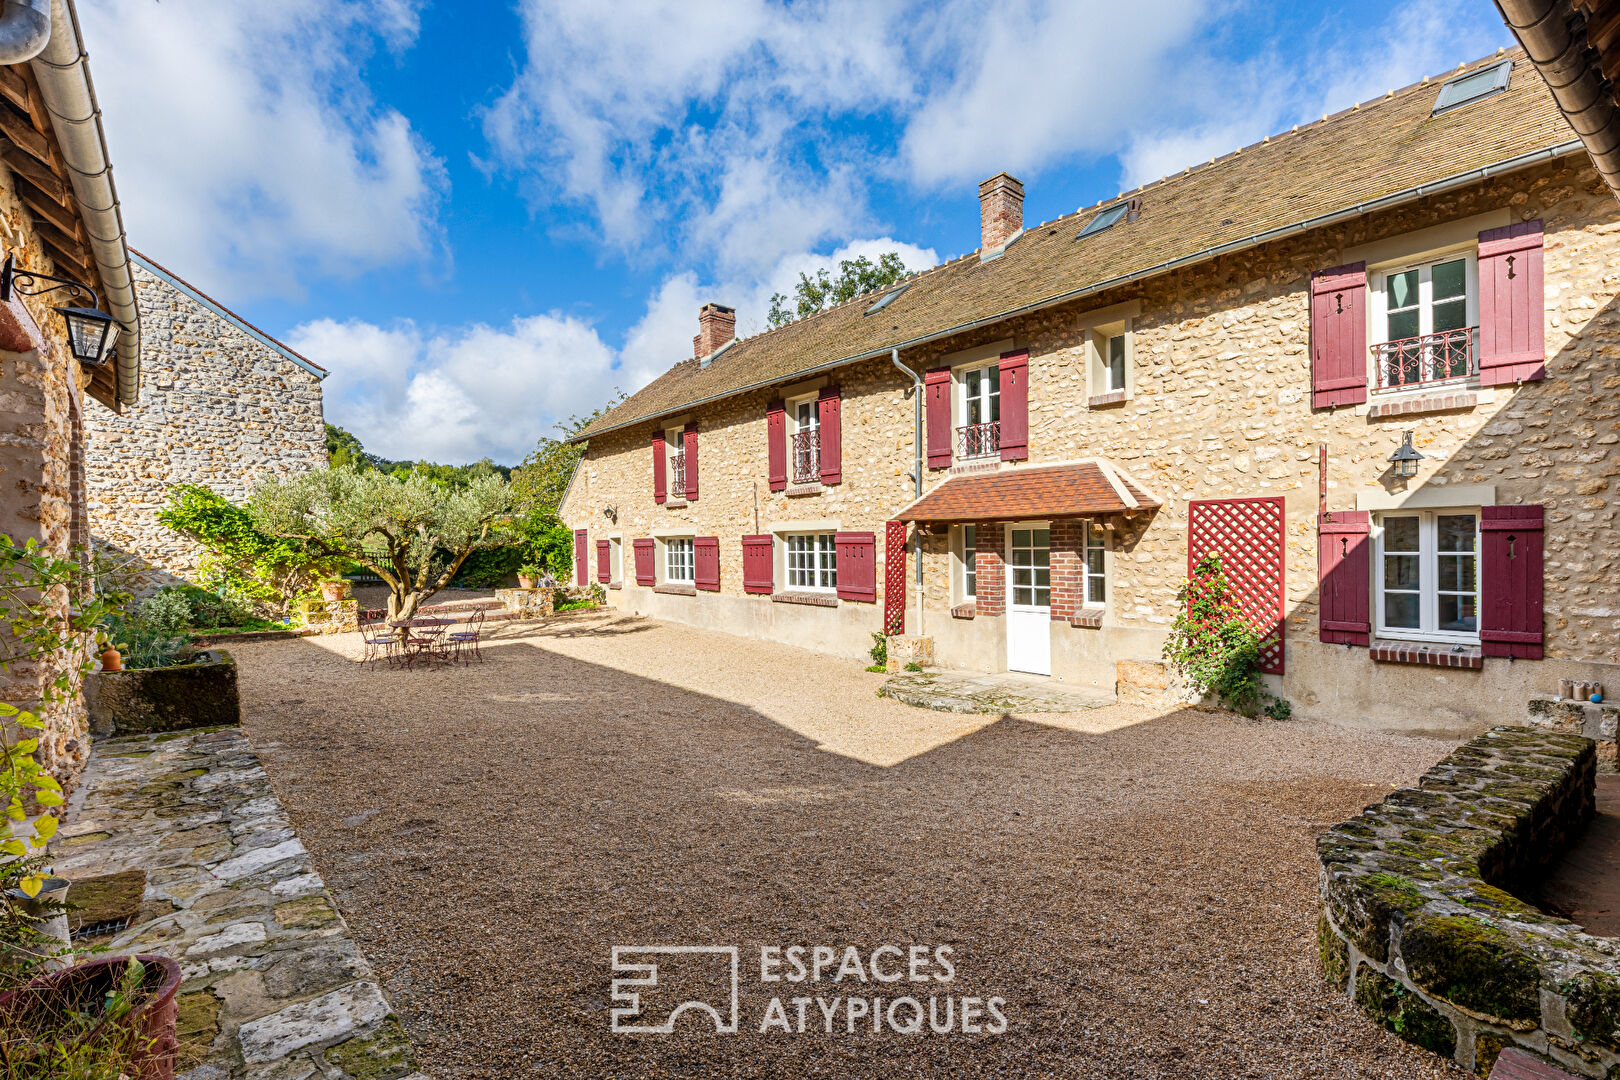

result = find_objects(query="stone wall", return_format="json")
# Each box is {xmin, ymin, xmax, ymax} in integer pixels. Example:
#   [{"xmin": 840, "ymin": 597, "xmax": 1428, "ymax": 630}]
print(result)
[
  {"xmin": 566, "ymin": 155, "xmax": 1620, "ymax": 732},
  {"xmin": 84, "ymin": 260, "xmax": 326, "ymax": 594},
  {"xmin": 1316, "ymin": 726, "xmax": 1617, "ymax": 1076}
]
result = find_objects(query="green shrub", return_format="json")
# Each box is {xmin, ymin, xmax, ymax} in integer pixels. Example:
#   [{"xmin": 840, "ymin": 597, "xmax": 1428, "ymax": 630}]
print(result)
[
  {"xmin": 1163, "ymin": 553, "xmax": 1266, "ymax": 715},
  {"xmin": 869, "ymin": 632, "xmax": 888, "ymax": 668},
  {"xmin": 903, "ymin": 661, "xmax": 923, "ymax": 673},
  {"xmin": 135, "ymin": 589, "xmax": 192, "ymax": 637}
]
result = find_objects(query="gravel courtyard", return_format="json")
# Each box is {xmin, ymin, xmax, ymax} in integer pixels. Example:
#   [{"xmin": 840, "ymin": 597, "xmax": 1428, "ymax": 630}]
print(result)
[{"xmin": 232, "ymin": 610, "xmax": 1466, "ymax": 1079}]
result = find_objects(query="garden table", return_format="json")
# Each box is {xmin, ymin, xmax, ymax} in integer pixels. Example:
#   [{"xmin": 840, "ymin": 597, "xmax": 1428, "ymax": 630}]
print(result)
[{"xmin": 391, "ymin": 617, "xmax": 457, "ymax": 668}]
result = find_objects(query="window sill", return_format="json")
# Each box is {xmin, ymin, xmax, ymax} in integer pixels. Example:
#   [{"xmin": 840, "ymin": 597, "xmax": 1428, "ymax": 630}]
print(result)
[
  {"xmin": 653, "ymin": 584, "xmax": 696, "ymax": 596},
  {"xmin": 786, "ymin": 482, "xmax": 822, "ymax": 497},
  {"xmin": 608, "ymin": 582, "xmax": 622, "ymax": 591},
  {"xmin": 662, "ymin": 498, "xmax": 688, "ymax": 509},
  {"xmin": 1088, "ymin": 390, "xmax": 1127, "ymax": 408},
  {"xmin": 771, "ymin": 591, "xmax": 838, "ymax": 608},
  {"xmin": 951, "ymin": 603, "xmax": 976, "ymax": 620},
  {"xmin": 1370, "ymin": 639, "xmax": 1483, "ymax": 669},
  {"xmin": 1367, "ymin": 389, "xmax": 1478, "ymax": 419},
  {"xmin": 1067, "ymin": 609, "xmax": 1104, "ymax": 629},
  {"xmin": 950, "ymin": 458, "xmax": 1001, "ymax": 476}
]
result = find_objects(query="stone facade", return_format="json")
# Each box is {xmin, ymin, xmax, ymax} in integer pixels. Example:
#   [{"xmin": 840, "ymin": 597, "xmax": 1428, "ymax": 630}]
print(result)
[
  {"xmin": 84, "ymin": 256, "xmax": 327, "ymax": 594},
  {"xmin": 566, "ymin": 154, "xmax": 1620, "ymax": 736}
]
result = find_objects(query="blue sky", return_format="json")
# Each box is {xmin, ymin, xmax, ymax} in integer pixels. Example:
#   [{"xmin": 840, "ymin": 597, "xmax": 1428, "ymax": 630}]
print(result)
[{"xmin": 76, "ymin": 0, "xmax": 1514, "ymax": 464}]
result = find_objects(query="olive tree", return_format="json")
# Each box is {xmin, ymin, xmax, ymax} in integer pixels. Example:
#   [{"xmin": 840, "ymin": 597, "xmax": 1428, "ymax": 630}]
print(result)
[{"xmin": 250, "ymin": 467, "xmax": 516, "ymax": 620}]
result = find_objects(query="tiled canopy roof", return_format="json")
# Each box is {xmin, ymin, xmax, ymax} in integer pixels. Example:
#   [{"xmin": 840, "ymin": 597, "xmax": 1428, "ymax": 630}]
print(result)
[
  {"xmin": 578, "ymin": 50, "xmax": 1579, "ymax": 443},
  {"xmin": 893, "ymin": 462, "xmax": 1161, "ymax": 524}
]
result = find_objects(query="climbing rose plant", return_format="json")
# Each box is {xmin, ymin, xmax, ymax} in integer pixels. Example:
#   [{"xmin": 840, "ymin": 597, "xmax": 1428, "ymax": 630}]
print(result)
[{"xmin": 1162, "ymin": 552, "xmax": 1266, "ymax": 716}]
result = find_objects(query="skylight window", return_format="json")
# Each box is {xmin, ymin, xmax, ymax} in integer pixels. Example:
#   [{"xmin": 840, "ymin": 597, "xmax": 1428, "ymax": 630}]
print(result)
[
  {"xmin": 1432, "ymin": 60, "xmax": 1511, "ymax": 114},
  {"xmin": 1076, "ymin": 198, "xmax": 1139, "ymax": 240},
  {"xmin": 864, "ymin": 284, "xmax": 909, "ymax": 316}
]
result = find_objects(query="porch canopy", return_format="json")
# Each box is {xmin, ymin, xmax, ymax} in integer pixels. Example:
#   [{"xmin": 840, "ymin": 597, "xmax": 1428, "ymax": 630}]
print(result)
[{"xmin": 893, "ymin": 460, "xmax": 1161, "ymax": 524}]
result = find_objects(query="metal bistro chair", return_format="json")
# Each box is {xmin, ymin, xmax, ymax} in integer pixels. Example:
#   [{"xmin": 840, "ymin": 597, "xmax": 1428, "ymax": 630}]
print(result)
[
  {"xmin": 446, "ymin": 609, "xmax": 486, "ymax": 665},
  {"xmin": 359, "ymin": 611, "xmax": 401, "ymax": 671},
  {"xmin": 404, "ymin": 620, "xmax": 450, "ymax": 669}
]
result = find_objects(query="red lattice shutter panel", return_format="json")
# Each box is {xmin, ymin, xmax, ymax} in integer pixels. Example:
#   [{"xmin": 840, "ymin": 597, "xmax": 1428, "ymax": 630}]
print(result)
[
  {"xmin": 742, "ymin": 534, "xmax": 774, "ymax": 594},
  {"xmin": 595, "ymin": 540, "xmax": 611, "ymax": 584},
  {"xmin": 1317, "ymin": 512, "xmax": 1370, "ymax": 646},
  {"xmin": 651, "ymin": 432, "xmax": 666, "ymax": 504},
  {"xmin": 1481, "ymin": 504, "xmax": 1544, "ymax": 659},
  {"xmin": 683, "ymin": 423, "xmax": 699, "ymax": 500},
  {"xmin": 767, "ymin": 400, "xmax": 786, "ymax": 491},
  {"xmin": 1310, "ymin": 262, "xmax": 1368, "ymax": 409},
  {"xmin": 998, "ymin": 350, "xmax": 1029, "ymax": 461},
  {"xmin": 924, "ymin": 367, "xmax": 951, "ymax": 469},
  {"xmin": 1187, "ymin": 497, "xmax": 1287, "ymax": 674},
  {"xmin": 1478, "ymin": 220, "xmax": 1546, "ymax": 387},
  {"xmin": 835, "ymin": 531, "xmax": 876, "ymax": 602},
  {"xmin": 573, "ymin": 529, "xmax": 589, "ymax": 586},
  {"xmin": 694, "ymin": 536, "xmax": 720, "ymax": 591},
  {"xmin": 633, "ymin": 538, "xmax": 655, "ymax": 586},
  {"xmin": 818, "ymin": 386, "xmax": 842, "ymax": 485},
  {"xmin": 884, "ymin": 520, "xmax": 906, "ymax": 635}
]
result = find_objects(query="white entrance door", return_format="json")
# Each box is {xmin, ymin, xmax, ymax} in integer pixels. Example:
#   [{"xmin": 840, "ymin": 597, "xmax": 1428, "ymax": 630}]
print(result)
[{"xmin": 1006, "ymin": 524, "xmax": 1052, "ymax": 675}]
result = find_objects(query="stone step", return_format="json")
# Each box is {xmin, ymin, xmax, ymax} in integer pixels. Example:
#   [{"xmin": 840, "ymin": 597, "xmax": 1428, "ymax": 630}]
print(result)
[{"xmin": 416, "ymin": 597, "xmax": 503, "ymax": 614}]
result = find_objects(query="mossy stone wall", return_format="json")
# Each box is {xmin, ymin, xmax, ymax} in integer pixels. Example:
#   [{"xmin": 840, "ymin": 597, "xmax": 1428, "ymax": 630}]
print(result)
[
  {"xmin": 85, "ymin": 650, "xmax": 241, "ymax": 736},
  {"xmin": 1318, "ymin": 726, "xmax": 1619, "ymax": 1076}
]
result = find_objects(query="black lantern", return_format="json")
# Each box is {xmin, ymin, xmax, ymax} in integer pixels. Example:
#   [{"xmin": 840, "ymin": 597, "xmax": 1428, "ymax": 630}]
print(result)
[
  {"xmin": 0, "ymin": 253, "xmax": 119, "ymax": 365},
  {"xmin": 1388, "ymin": 430, "xmax": 1425, "ymax": 479}
]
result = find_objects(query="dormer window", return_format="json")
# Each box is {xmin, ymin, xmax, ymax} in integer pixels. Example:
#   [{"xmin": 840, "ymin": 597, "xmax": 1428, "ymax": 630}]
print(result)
[
  {"xmin": 864, "ymin": 285, "xmax": 908, "ymax": 316},
  {"xmin": 1076, "ymin": 197, "xmax": 1139, "ymax": 240},
  {"xmin": 1432, "ymin": 60, "xmax": 1511, "ymax": 115}
]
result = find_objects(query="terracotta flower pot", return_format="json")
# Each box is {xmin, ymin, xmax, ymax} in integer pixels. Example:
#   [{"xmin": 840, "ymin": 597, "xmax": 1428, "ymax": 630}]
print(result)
[
  {"xmin": 99, "ymin": 646, "xmax": 122, "ymax": 672},
  {"xmin": 518, "ymin": 574, "xmax": 539, "ymax": 589},
  {"xmin": 0, "ymin": 954, "xmax": 183, "ymax": 1080},
  {"xmin": 320, "ymin": 581, "xmax": 347, "ymax": 603}
]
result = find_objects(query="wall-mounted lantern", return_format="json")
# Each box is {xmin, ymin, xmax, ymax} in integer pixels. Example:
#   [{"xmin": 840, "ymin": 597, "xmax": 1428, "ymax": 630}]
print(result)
[
  {"xmin": 0, "ymin": 253, "xmax": 118, "ymax": 365},
  {"xmin": 1388, "ymin": 429, "xmax": 1425, "ymax": 479}
]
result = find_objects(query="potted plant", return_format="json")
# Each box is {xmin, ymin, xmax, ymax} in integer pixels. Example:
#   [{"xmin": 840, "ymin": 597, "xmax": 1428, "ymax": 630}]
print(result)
[
  {"xmin": 517, "ymin": 564, "xmax": 543, "ymax": 589},
  {"xmin": 0, "ymin": 953, "xmax": 183, "ymax": 1079},
  {"xmin": 319, "ymin": 578, "xmax": 348, "ymax": 603}
]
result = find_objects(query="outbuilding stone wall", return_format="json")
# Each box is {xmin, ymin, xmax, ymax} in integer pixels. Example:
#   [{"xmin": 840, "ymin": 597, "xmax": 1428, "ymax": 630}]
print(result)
[{"xmin": 84, "ymin": 261, "xmax": 326, "ymax": 594}]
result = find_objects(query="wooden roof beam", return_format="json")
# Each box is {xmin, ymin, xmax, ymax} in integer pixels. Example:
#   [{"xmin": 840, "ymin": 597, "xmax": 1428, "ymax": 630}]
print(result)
[
  {"xmin": 0, "ymin": 137, "xmax": 65, "ymax": 202},
  {"xmin": 0, "ymin": 104, "xmax": 48, "ymax": 164},
  {"xmin": 14, "ymin": 177, "xmax": 81, "ymax": 241}
]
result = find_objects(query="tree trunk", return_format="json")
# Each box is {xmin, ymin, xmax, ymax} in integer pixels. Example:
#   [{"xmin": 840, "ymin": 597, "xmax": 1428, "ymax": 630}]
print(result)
[{"xmin": 388, "ymin": 588, "xmax": 423, "ymax": 621}]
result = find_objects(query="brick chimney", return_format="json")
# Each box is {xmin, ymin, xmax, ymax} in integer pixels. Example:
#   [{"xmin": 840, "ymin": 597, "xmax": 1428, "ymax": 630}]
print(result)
[
  {"xmin": 693, "ymin": 302, "xmax": 736, "ymax": 360},
  {"xmin": 978, "ymin": 172, "xmax": 1024, "ymax": 255}
]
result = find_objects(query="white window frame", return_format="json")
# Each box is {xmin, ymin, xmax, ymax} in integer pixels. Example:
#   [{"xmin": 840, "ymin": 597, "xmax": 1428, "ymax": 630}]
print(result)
[
  {"xmin": 954, "ymin": 362, "xmax": 1001, "ymax": 459},
  {"xmin": 1005, "ymin": 522, "xmax": 1052, "ymax": 611},
  {"xmin": 784, "ymin": 532, "xmax": 838, "ymax": 593},
  {"xmin": 1081, "ymin": 520, "xmax": 1107, "ymax": 609},
  {"xmin": 953, "ymin": 524, "xmax": 978, "ymax": 603},
  {"xmin": 786, "ymin": 392, "xmax": 820, "ymax": 486},
  {"xmin": 1082, "ymin": 312, "xmax": 1135, "ymax": 401},
  {"xmin": 1373, "ymin": 509, "xmax": 1481, "ymax": 645},
  {"xmin": 1366, "ymin": 246, "xmax": 1479, "ymax": 394},
  {"xmin": 608, "ymin": 536, "xmax": 623, "ymax": 585},
  {"xmin": 663, "ymin": 536, "xmax": 695, "ymax": 586},
  {"xmin": 665, "ymin": 425, "xmax": 686, "ymax": 496}
]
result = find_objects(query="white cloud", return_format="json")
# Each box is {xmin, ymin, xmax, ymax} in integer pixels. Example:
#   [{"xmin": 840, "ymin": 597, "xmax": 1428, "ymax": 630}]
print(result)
[
  {"xmin": 296, "ymin": 237, "xmax": 936, "ymax": 464},
  {"xmin": 78, "ymin": 0, "xmax": 445, "ymax": 298}
]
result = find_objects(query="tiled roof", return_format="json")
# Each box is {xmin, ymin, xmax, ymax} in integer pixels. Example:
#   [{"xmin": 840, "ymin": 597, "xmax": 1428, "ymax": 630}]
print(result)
[
  {"xmin": 579, "ymin": 50, "xmax": 1580, "ymax": 443},
  {"xmin": 894, "ymin": 461, "xmax": 1161, "ymax": 524}
]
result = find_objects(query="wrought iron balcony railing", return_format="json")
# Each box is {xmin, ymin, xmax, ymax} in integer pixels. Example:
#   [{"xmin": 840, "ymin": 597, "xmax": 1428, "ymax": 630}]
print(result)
[
  {"xmin": 1373, "ymin": 327, "xmax": 1478, "ymax": 391},
  {"xmin": 957, "ymin": 421, "xmax": 1000, "ymax": 459},
  {"xmin": 667, "ymin": 450, "xmax": 685, "ymax": 493},
  {"xmin": 791, "ymin": 429, "xmax": 820, "ymax": 484}
]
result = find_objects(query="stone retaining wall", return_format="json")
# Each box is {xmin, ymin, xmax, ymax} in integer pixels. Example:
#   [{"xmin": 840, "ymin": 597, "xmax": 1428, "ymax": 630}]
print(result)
[
  {"xmin": 85, "ymin": 650, "xmax": 241, "ymax": 736},
  {"xmin": 1317, "ymin": 726, "xmax": 1620, "ymax": 1076}
]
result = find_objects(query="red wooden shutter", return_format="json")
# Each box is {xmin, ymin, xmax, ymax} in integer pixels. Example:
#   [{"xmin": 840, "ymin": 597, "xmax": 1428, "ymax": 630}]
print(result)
[
  {"xmin": 1317, "ymin": 511, "xmax": 1371, "ymax": 646},
  {"xmin": 883, "ymin": 520, "xmax": 907, "ymax": 634},
  {"xmin": 742, "ymin": 534, "xmax": 774, "ymax": 594},
  {"xmin": 835, "ymin": 531, "xmax": 876, "ymax": 602},
  {"xmin": 998, "ymin": 350, "xmax": 1029, "ymax": 461},
  {"xmin": 573, "ymin": 529, "xmax": 588, "ymax": 586},
  {"xmin": 1478, "ymin": 220, "xmax": 1546, "ymax": 387},
  {"xmin": 1310, "ymin": 262, "xmax": 1368, "ymax": 409},
  {"xmin": 596, "ymin": 539, "xmax": 611, "ymax": 584},
  {"xmin": 683, "ymin": 422, "xmax": 699, "ymax": 500},
  {"xmin": 924, "ymin": 367, "xmax": 951, "ymax": 469},
  {"xmin": 818, "ymin": 386, "xmax": 842, "ymax": 485},
  {"xmin": 651, "ymin": 431, "xmax": 666, "ymax": 504},
  {"xmin": 633, "ymin": 538, "xmax": 655, "ymax": 586},
  {"xmin": 767, "ymin": 400, "xmax": 786, "ymax": 491},
  {"xmin": 1481, "ymin": 505, "xmax": 1544, "ymax": 659},
  {"xmin": 694, "ymin": 536, "xmax": 720, "ymax": 591}
]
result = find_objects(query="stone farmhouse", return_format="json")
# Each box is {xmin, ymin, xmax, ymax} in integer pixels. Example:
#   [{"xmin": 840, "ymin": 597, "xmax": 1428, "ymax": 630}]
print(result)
[
  {"xmin": 562, "ymin": 49, "xmax": 1620, "ymax": 738},
  {"xmin": 84, "ymin": 250, "xmax": 328, "ymax": 594},
  {"xmin": 0, "ymin": 0, "xmax": 144, "ymax": 796}
]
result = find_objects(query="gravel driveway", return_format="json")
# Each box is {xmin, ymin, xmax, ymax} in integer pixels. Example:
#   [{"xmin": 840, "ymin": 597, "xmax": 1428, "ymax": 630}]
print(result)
[{"xmin": 234, "ymin": 610, "xmax": 1464, "ymax": 1079}]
